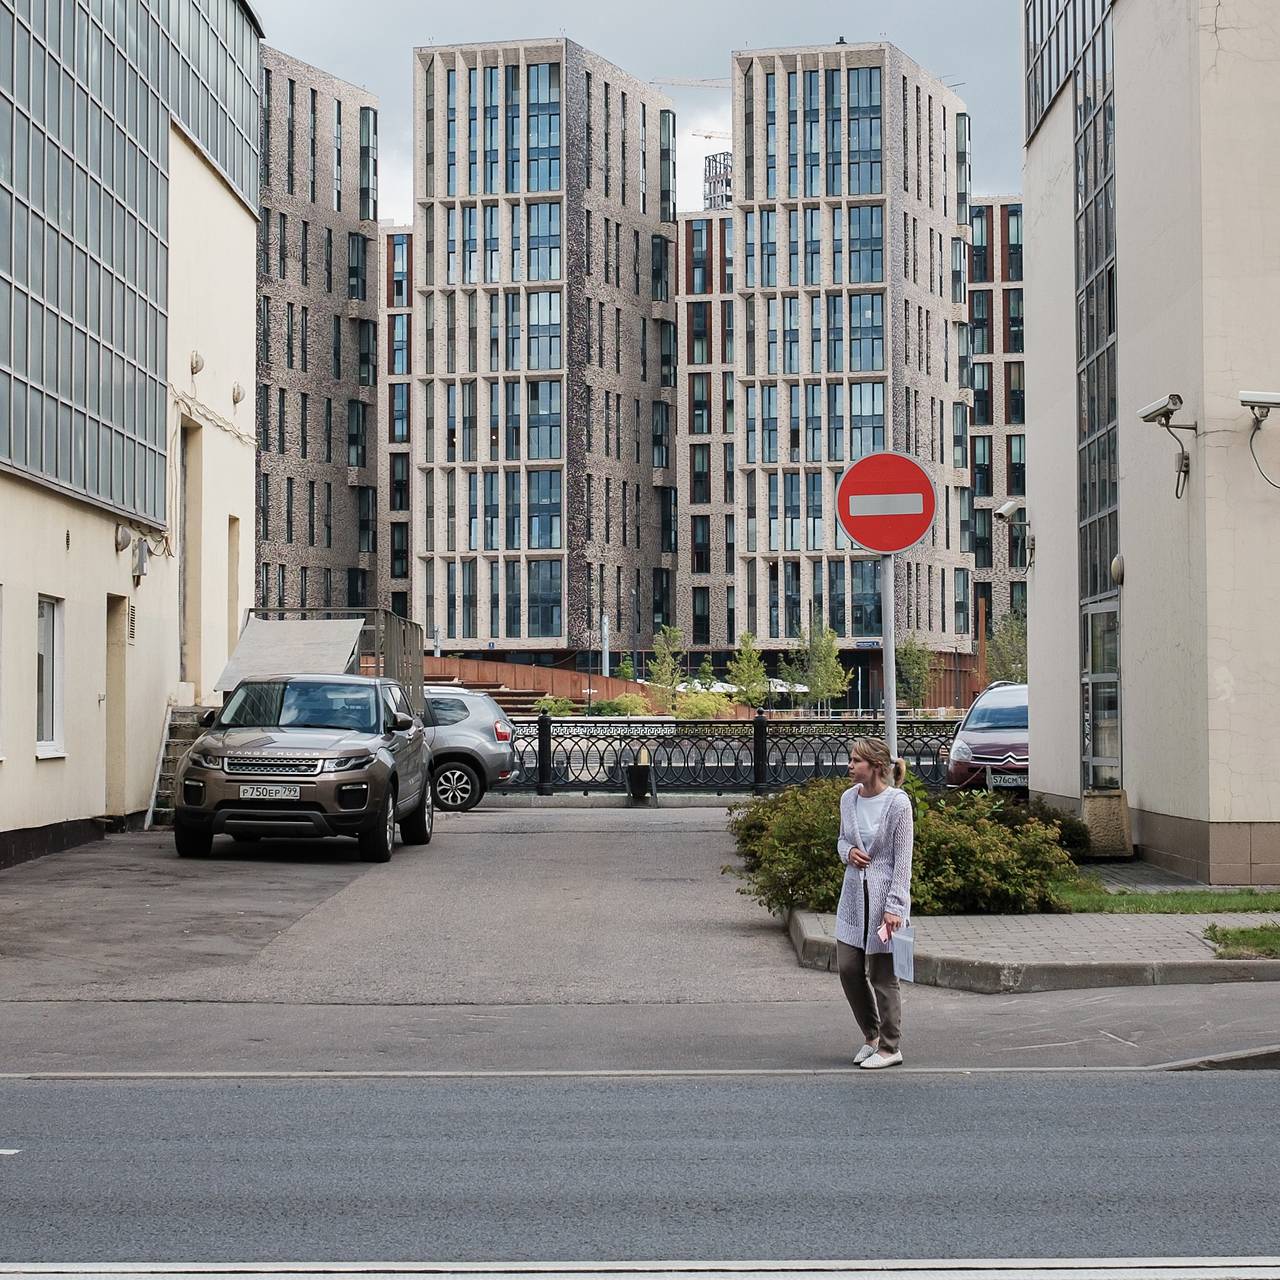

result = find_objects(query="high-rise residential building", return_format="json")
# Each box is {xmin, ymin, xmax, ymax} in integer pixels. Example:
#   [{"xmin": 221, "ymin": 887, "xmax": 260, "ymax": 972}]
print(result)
[
  {"xmin": 1024, "ymin": 0, "xmax": 1280, "ymax": 882},
  {"xmin": 679, "ymin": 42, "xmax": 975, "ymax": 706},
  {"xmin": 967, "ymin": 194, "xmax": 1027, "ymax": 636},
  {"xmin": 404, "ymin": 39, "xmax": 677, "ymax": 660},
  {"xmin": 377, "ymin": 221, "xmax": 414, "ymax": 622},
  {"xmin": 1, "ymin": 0, "xmax": 263, "ymax": 859},
  {"xmin": 256, "ymin": 47, "xmax": 379, "ymax": 614}
]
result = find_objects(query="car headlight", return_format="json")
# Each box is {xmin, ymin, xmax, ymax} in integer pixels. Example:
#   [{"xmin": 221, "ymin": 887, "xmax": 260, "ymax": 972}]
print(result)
[
  {"xmin": 322, "ymin": 754, "xmax": 376, "ymax": 773},
  {"xmin": 948, "ymin": 738, "xmax": 974, "ymax": 764},
  {"xmin": 189, "ymin": 752, "xmax": 223, "ymax": 770}
]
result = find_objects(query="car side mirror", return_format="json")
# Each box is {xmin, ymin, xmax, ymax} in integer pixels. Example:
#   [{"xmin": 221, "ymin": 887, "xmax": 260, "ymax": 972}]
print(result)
[
  {"xmin": 198, "ymin": 709, "xmax": 217, "ymax": 729},
  {"xmin": 391, "ymin": 713, "xmax": 414, "ymax": 732}
]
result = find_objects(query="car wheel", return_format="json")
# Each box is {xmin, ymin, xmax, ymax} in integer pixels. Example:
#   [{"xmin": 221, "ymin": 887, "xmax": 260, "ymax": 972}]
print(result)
[
  {"xmin": 434, "ymin": 762, "xmax": 481, "ymax": 812},
  {"xmin": 174, "ymin": 820, "xmax": 213, "ymax": 858},
  {"xmin": 400, "ymin": 778, "xmax": 434, "ymax": 845},
  {"xmin": 358, "ymin": 787, "xmax": 396, "ymax": 862}
]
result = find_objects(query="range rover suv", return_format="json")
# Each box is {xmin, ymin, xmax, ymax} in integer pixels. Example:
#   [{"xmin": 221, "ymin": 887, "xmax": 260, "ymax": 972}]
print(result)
[{"xmin": 173, "ymin": 674, "xmax": 434, "ymax": 861}]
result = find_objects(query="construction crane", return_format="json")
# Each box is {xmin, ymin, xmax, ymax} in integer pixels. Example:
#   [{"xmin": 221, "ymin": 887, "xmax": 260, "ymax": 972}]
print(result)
[
  {"xmin": 691, "ymin": 129, "xmax": 731, "ymax": 141},
  {"xmin": 650, "ymin": 77, "xmax": 731, "ymax": 89}
]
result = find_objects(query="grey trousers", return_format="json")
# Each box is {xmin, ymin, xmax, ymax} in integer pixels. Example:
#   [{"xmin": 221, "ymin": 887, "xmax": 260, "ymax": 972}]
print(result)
[{"xmin": 836, "ymin": 939, "xmax": 902, "ymax": 1054}]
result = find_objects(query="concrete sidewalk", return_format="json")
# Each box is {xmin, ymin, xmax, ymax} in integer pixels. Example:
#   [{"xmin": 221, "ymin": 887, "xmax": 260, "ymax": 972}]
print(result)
[{"xmin": 789, "ymin": 908, "xmax": 1280, "ymax": 993}]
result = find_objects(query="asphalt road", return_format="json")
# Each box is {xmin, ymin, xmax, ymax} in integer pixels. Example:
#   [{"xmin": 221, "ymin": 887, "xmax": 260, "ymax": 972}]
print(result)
[{"xmin": 4, "ymin": 1073, "xmax": 1280, "ymax": 1264}]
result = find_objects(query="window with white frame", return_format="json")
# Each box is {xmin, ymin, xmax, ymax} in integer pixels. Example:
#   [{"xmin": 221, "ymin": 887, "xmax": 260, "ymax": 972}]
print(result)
[{"xmin": 36, "ymin": 596, "xmax": 64, "ymax": 754}]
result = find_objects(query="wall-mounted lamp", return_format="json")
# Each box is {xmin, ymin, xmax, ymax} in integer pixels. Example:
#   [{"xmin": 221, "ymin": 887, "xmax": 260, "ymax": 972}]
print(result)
[
  {"xmin": 114, "ymin": 524, "xmax": 133, "ymax": 553},
  {"xmin": 190, "ymin": 350, "xmax": 205, "ymax": 376},
  {"xmin": 232, "ymin": 381, "xmax": 246, "ymax": 405},
  {"xmin": 1137, "ymin": 393, "xmax": 1197, "ymax": 499}
]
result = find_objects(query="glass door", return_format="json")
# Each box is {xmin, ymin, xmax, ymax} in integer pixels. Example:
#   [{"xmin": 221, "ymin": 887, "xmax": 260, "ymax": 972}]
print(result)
[{"xmin": 1081, "ymin": 603, "xmax": 1121, "ymax": 789}]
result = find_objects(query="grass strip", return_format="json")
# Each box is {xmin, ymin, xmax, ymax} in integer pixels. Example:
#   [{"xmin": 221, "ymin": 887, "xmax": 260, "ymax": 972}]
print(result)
[
  {"xmin": 1204, "ymin": 922, "xmax": 1280, "ymax": 959},
  {"xmin": 1056, "ymin": 882, "xmax": 1280, "ymax": 915}
]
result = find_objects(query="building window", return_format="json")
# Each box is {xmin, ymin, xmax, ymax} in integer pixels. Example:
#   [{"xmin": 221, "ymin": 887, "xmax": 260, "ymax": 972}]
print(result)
[
  {"xmin": 1006, "ymin": 289, "xmax": 1024, "ymax": 352},
  {"xmin": 1009, "ymin": 506, "xmax": 1029, "ymax": 570},
  {"xmin": 356, "ymin": 487, "xmax": 377, "ymax": 554},
  {"xmin": 691, "ymin": 515, "xmax": 711, "ymax": 574},
  {"xmin": 359, "ymin": 107, "xmax": 378, "ymax": 220},
  {"xmin": 972, "ymin": 435, "xmax": 992, "ymax": 497},
  {"xmin": 953, "ymin": 402, "xmax": 970, "ymax": 469},
  {"xmin": 358, "ymin": 320, "xmax": 377, "ymax": 386},
  {"xmin": 391, "ymin": 315, "xmax": 410, "ymax": 375},
  {"xmin": 391, "ymin": 454, "xmax": 410, "ymax": 511},
  {"xmin": 527, "ymin": 380, "xmax": 562, "ymax": 459},
  {"xmin": 689, "ymin": 303, "xmax": 711, "ymax": 365},
  {"xmin": 659, "ymin": 487, "xmax": 678, "ymax": 553},
  {"xmin": 36, "ymin": 596, "xmax": 63, "ymax": 752},
  {"xmin": 954, "ymin": 568, "xmax": 971, "ymax": 634},
  {"xmin": 849, "ymin": 204, "xmax": 884, "ymax": 283},
  {"xmin": 690, "ymin": 373, "xmax": 712, "ymax": 434},
  {"xmin": 1005, "ymin": 203, "xmax": 1023, "ymax": 280},
  {"xmin": 659, "ymin": 320, "xmax": 677, "ymax": 387},
  {"xmin": 970, "ymin": 290, "xmax": 991, "ymax": 354},
  {"xmin": 528, "ymin": 470, "xmax": 562, "ymax": 549},
  {"xmin": 528, "ymin": 202, "xmax": 561, "ymax": 281},
  {"xmin": 972, "ymin": 363, "xmax": 992, "ymax": 426},
  {"xmin": 528, "ymin": 560, "xmax": 562, "ymax": 637},
  {"xmin": 391, "ymin": 523, "xmax": 409, "ymax": 578},
  {"xmin": 1007, "ymin": 361, "xmax": 1026, "ymax": 424},
  {"xmin": 527, "ymin": 291, "xmax": 562, "ymax": 370},
  {"xmin": 333, "ymin": 100, "xmax": 343, "ymax": 211},
  {"xmin": 690, "ymin": 444, "xmax": 711, "ymax": 503},
  {"xmin": 849, "ymin": 293, "xmax": 885, "ymax": 371},
  {"xmin": 348, "ymin": 400, "xmax": 368, "ymax": 467},
  {"xmin": 1010, "ymin": 581, "xmax": 1027, "ymax": 615},
  {"xmin": 391, "ymin": 384, "xmax": 410, "ymax": 443},
  {"xmin": 527, "ymin": 63, "xmax": 561, "ymax": 192},
  {"xmin": 970, "ymin": 205, "xmax": 990, "ymax": 281},
  {"xmin": 690, "ymin": 219, "xmax": 710, "ymax": 293},
  {"xmin": 847, "ymin": 66, "xmax": 883, "ymax": 195},
  {"xmin": 973, "ymin": 507, "xmax": 992, "ymax": 569},
  {"xmin": 693, "ymin": 587, "xmax": 711, "ymax": 644},
  {"xmin": 652, "ymin": 402, "xmax": 671, "ymax": 468},
  {"xmin": 1007, "ymin": 434, "xmax": 1026, "ymax": 496},
  {"xmin": 651, "ymin": 234, "xmax": 671, "ymax": 300},
  {"xmin": 391, "ymin": 234, "xmax": 411, "ymax": 306}
]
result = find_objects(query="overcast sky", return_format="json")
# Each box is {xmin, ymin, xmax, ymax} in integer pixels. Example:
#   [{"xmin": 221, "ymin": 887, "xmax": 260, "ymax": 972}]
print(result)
[{"xmin": 253, "ymin": 0, "xmax": 1024, "ymax": 224}]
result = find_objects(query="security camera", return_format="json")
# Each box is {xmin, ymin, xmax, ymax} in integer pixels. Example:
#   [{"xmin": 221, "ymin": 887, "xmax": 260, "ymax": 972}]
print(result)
[
  {"xmin": 1137, "ymin": 394, "xmax": 1183, "ymax": 424},
  {"xmin": 994, "ymin": 499, "xmax": 1021, "ymax": 522},
  {"xmin": 1240, "ymin": 391, "xmax": 1280, "ymax": 419}
]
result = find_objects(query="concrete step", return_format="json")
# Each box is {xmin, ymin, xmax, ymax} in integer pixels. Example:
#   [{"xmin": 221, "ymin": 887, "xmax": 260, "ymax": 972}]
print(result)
[
  {"xmin": 168, "ymin": 723, "xmax": 203, "ymax": 742},
  {"xmin": 151, "ymin": 808, "xmax": 174, "ymax": 829}
]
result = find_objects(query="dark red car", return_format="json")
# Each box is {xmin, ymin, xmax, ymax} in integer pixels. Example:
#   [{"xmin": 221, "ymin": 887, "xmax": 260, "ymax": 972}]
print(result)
[{"xmin": 944, "ymin": 682, "xmax": 1029, "ymax": 791}]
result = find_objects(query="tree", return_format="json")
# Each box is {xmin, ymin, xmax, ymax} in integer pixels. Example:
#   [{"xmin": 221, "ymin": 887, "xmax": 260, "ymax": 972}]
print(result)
[
  {"xmin": 987, "ymin": 609, "xmax": 1028, "ymax": 684},
  {"xmin": 616, "ymin": 654, "xmax": 636, "ymax": 682},
  {"xmin": 726, "ymin": 632, "xmax": 770, "ymax": 708},
  {"xmin": 646, "ymin": 624, "xmax": 686, "ymax": 714},
  {"xmin": 695, "ymin": 655, "xmax": 717, "ymax": 690},
  {"xmin": 779, "ymin": 626, "xmax": 852, "ymax": 714},
  {"xmin": 806, "ymin": 625, "xmax": 853, "ymax": 714},
  {"xmin": 895, "ymin": 635, "xmax": 936, "ymax": 710}
]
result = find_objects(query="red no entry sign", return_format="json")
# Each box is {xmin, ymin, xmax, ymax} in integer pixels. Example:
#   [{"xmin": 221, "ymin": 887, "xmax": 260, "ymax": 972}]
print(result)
[{"xmin": 836, "ymin": 452, "xmax": 937, "ymax": 554}]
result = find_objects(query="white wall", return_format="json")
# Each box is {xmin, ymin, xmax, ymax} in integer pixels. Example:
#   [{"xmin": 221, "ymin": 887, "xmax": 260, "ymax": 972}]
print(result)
[
  {"xmin": 1111, "ymin": 0, "xmax": 1210, "ymax": 827},
  {"xmin": 1023, "ymin": 94, "xmax": 1082, "ymax": 805},
  {"xmin": 166, "ymin": 124, "xmax": 258, "ymax": 705}
]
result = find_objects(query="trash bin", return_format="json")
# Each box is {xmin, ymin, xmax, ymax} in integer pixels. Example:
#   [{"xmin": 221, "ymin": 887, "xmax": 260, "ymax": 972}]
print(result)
[{"xmin": 627, "ymin": 746, "xmax": 652, "ymax": 800}]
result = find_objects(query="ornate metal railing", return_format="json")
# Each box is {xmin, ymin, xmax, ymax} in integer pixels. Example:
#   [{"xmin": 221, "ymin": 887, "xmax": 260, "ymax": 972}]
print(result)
[{"xmin": 503, "ymin": 713, "xmax": 959, "ymax": 794}]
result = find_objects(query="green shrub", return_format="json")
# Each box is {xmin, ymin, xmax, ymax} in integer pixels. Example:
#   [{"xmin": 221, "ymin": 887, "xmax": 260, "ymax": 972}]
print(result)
[
  {"xmin": 674, "ymin": 690, "xmax": 734, "ymax": 719},
  {"xmin": 725, "ymin": 776, "xmax": 1084, "ymax": 917},
  {"xmin": 591, "ymin": 692, "xmax": 652, "ymax": 717},
  {"xmin": 533, "ymin": 695, "xmax": 578, "ymax": 716},
  {"xmin": 912, "ymin": 794, "xmax": 1080, "ymax": 914}
]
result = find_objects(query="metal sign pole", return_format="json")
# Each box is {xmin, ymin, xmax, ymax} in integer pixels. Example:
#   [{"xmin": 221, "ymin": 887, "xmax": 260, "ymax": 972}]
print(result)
[{"xmin": 881, "ymin": 552, "xmax": 897, "ymax": 760}]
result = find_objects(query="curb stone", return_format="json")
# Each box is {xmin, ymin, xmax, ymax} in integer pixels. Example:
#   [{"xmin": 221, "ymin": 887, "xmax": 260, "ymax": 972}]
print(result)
[{"xmin": 783, "ymin": 909, "xmax": 1280, "ymax": 994}]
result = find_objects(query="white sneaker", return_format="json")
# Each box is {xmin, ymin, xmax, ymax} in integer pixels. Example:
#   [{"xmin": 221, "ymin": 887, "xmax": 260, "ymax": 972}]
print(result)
[
  {"xmin": 859, "ymin": 1049, "xmax": 904, "ymax": 1070},
  {"xmin": 853, "ymin": 1042, "xmax": 880, "ymax": 1065}
]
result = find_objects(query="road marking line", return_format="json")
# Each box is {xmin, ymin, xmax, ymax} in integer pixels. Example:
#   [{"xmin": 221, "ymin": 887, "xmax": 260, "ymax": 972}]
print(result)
[
  {"xmin": 2, "ymin": 1258, "xmax": 1279, "ymax": 1277},
  {"xmin": 848, "ymin": 492, "xmax": 925, "ymax": 518},
  {"xmin": 0, "ymin": 1148, "xmax": 20, "ymax": 1155}
]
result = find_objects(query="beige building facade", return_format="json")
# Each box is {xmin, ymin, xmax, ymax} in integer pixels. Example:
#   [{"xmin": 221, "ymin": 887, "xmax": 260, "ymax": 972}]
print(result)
[
  {"xmin": 675, "ymin": 42, "xmax": 977, "ymax": 705},
  {"xmin": 0, "ymin": 0, "xmax": 262, "ymax": 861},
  {"xmin": 1025, "ymin": 0, "xmax": 1280, "ymax": 881}
]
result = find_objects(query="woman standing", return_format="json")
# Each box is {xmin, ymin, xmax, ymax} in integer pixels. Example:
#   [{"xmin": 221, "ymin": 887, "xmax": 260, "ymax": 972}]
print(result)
[{"xmin": 835, "ymin": 736, "xmax": 914, "ymax": 1069}]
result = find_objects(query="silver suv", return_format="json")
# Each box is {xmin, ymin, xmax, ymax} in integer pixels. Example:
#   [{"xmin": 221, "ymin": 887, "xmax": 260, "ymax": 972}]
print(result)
[{"xmin": 423, "ymin": 686, "xmax": 515, "ymax": 811}]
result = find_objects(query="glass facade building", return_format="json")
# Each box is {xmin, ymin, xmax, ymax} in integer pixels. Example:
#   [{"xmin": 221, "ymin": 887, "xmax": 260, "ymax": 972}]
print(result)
[{"xmin": 1, "ymin": 0, "xmax": 263, "ymax": 526}]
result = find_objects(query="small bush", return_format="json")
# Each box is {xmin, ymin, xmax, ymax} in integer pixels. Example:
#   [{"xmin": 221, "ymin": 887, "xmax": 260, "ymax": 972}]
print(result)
[
  {"xmin": 674, "ymin": 690, "xmax": 734, "ymax": 720},
  {"xmin": 591, "ymin": 693, "xmax": 652, "ymax": 717},
  {"xmin": 725, "ymin": 777, "xmax": 1084, "ymax": 917},
  {"xmin": 533, "ymin": 695, "xmax": 578, "ymax": 716}
]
